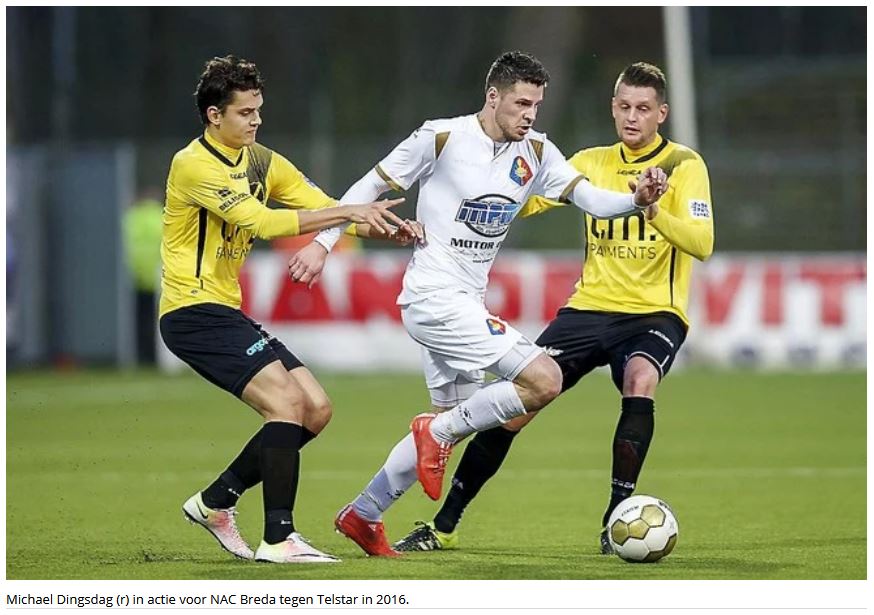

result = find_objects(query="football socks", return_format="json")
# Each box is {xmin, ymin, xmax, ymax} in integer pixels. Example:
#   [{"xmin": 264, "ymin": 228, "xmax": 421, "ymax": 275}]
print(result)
[
  {"xmin": 202, "ymin": 427, "xmax": 316, "ymax": 510},
  {"xmin": 352, "ymin": 433, "xmax": 418, "ymax": 522},
  {"xmin": 602, "ymin": 396, "xmax": 655, "ymax": 527},
  {"xmin": 261, "ymin": 421, "xmax": 304, "ymax": 544},
  {"xmin": 433, "ymin": 426, "xmax": 518, "ymax": 533},
  {"xmin": 430, "ymin": 380, "xmax": 525, "ymax": 443}
]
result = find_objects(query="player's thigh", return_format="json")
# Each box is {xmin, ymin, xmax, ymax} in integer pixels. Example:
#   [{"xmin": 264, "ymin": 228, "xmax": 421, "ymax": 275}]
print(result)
[
  {"xmin": 287, "ymin": 366, "xmax": 332, "ymax": 433},
  {"xmin": 606, "ymin": 313, "xmax": 687, "ymax": 394},
  {"xmin": 535, "ymin": 308, "xmax": 609, "ymax": 393},
  {"xmin": 402, "ymin": 291, "xmax": 524, "ymax": 375},
  {"xmin": 160, "ymin": 303, "xmax": 290, "ymax": 401},
  {"xmin": 241, "ymin": 359, "xmax": 306, "ymax": 422}
]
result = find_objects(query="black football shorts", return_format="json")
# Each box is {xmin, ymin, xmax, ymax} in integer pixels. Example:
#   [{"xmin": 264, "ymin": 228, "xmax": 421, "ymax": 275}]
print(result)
[
  {"xmin": 160, "ymin": 303, "xmax": 304, "ymax": 398},
  {"xmin": 535, "ymin": 308, "xmax": 688, "ymax": 393}
]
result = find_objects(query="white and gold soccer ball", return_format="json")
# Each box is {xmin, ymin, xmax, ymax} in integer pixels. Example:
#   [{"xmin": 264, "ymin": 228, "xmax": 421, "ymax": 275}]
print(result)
[{"xmin": 607, "ymin": 495, "xmax": 678, "ymax": 563}]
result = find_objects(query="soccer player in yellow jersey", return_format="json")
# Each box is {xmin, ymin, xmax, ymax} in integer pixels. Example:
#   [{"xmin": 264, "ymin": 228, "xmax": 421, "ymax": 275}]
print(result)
[
  {"xmin": 394, "ymin": 62, "xmax": 714, "ymax": 554},
  {"xmin": 161, "ymin": 56, "xmax": 418, "ymax": 564}
]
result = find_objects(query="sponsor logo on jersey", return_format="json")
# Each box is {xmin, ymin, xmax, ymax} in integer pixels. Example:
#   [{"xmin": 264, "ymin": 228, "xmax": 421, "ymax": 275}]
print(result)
[
  {"xmin": 509, "ymin": 156, "xmax": 533, "ymax": 186},
  {"xmin": 486, "ymin": 318, "xmax": 507, "ymax": 335},
  {"xmin": 216, "ymin": 187, "xmax": 233, "ymax": 198},
  {"xmin": 689, "ymin": 199, "xmax": 711, "ymax": 219},
  {"xmin": 455, "ymin": 194, "xmax": 520, "ymax": 237},
  {"xmin": 229, "ymin": 171, "xmax": 247, "ymax": 180}
]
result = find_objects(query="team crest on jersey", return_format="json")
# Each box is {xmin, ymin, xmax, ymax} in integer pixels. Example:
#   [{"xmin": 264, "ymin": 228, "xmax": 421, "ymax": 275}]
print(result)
[
  {"xmin": 455, "ymin": 194, "xmax": 521, "ymax": 237},
  {"xmin": 509, "ymin": 156, "xmax": 533, "ymax": 186},
  {"xmin": 486, "ymin": 318, "xmax": 507, "ymax": 336}
]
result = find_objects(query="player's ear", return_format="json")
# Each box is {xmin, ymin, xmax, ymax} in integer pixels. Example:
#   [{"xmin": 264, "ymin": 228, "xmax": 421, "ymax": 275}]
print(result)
[
  {"xmin": 206, "ymin": 106, "xmax": 222, "ymax": 127},
  {"xmin": 486, "ymin": 86, "xmax": 499, "ymax": 108},
  {"xmin": 658, "ymin": 102, "xmax": 669, "ymax": 125}
]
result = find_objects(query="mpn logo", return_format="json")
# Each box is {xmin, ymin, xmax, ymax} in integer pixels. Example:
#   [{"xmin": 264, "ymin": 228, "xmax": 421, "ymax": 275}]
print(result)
[{"xmin": 455, "ymin": 194, "xmax": 520, "ymax": 238}]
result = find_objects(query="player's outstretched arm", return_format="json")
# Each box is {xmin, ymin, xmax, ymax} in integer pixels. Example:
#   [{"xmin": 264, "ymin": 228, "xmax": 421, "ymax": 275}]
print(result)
[
  {"xmin": 289, "ymin": 167, "xmax": 403, "ymax": 288},
  {"xmin": 297, "ymin": 197, "xmax": 405, "ymax": 235},
  {"xmin": 288, "ymin": 217, "xmax": 424, "ymax": 288},
  {"xmin": 543, "ymin": 141, "xmax": 666, "ymax": 219}
]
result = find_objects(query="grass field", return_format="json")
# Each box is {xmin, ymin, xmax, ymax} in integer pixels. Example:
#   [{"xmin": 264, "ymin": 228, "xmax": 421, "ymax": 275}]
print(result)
[{"xmin": 6, "ymin": 368, "xmax": 866, "ymax": 580}]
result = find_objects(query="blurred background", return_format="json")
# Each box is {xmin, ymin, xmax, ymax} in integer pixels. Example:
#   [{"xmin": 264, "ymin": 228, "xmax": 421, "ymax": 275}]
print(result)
[{"xmin": 6, "ymin": 6, "xmax": 866, "ymax": 371}]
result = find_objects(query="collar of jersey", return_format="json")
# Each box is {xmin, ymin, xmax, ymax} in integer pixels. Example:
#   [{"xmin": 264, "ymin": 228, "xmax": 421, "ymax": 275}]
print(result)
[
  {"xmin": 619, "ymin": 134, "xmax": 668, "ymax": 164},
  {"xmin": 470, "ymin": 113, "xmax": 511, "ymax": 155},
  {"xmin": 201, "ymin": 130, "xmax": 245, "ymax": 167}
]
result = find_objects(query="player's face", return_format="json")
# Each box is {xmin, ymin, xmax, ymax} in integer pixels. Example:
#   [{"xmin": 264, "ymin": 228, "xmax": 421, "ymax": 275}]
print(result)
[
  {"xmin": 611, "ymin": 84, "xmax": 668, "ymax": 149},
  {"xmin": 492, "ymin": 82, "xmax": 544, "ymax": 142},
  {"xmin": 210, "ymin": 89, "xmax": 263, "ymax": 149}
]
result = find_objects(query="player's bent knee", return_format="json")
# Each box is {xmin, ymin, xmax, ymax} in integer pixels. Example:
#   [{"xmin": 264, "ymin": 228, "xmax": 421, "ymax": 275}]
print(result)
[
  {"xmin": 623, "ymin": 356, "xmax": 660, "ymax": 397},
  {"xmin": 536, "ymin": 356, "xmax": 563, "ymax": 403},
  {"xmin": 517, "ymin": 355, "xmax": 563, "ymax": 409},
  {"xmin": 308, "ymin": 398, "xmax": 333, "ymax": 432}
]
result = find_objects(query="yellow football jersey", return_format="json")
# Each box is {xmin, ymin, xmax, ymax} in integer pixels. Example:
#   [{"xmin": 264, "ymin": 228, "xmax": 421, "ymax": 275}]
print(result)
[
  {"xmin": 160, "ymin": 131, "xmax": 339, "ymax": 316},
  {"xmin": 521, "ymin": 136, "xmax": 713, "ymax": 326}
]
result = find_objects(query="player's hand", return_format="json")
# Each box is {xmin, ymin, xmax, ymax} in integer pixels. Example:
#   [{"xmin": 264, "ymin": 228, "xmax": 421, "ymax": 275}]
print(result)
[
  {"xmin": 345, "ymin": 197, "xmax": 406, "ymax": 235},
  {"xmin": 287, "ymin": 241, "xmax": 329, "ymax": 288},
  {"xmin": 644, "ymin": 202, "xmax": 659, "ymax": 221},
  {"xmin": 628, "ymin": 167, "xmax": 668, "ymax": 207},
  {"xmin": 391, "ymin": 219, "xmax": 426, "ymax": 246}
]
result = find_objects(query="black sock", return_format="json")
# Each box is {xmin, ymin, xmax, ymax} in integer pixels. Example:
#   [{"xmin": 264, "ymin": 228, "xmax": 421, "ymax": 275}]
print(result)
[
  {"xmin": 201, "ymin": 426, "xmax": 317, "ymax": 510},
  {"xmin": 201, "ymin": 428, "xmax": 263, "ymax": 509},
  {"xmin": 261, "ymin": 421, "xmax": 303, "ymax": 544},
  {"xmin": 289, "ymin": 428, "xmax": 316, "ymax": 514},
  {"xmin": 602, "ymin": 396, "xmax": 655, "ymax": 527},
  {"xmin": 433, "ymin": 426, "xmax": 519, "ymax": 534}
]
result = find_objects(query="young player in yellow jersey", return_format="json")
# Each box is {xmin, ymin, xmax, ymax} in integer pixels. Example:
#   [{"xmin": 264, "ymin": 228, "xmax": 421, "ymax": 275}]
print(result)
[
  {"xmin": 161, "ymin": 56, "xmax": 420, "ymax": 564},
  {"xmin": 393, "ymin": 62, "xmax": 714, "ymax": 555}
]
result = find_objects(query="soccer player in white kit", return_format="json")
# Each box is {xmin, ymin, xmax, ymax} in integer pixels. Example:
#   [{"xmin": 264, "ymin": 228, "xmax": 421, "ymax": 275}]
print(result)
[{"xmin": 289, "ymin": 51, "xmax": 667, "ymax": 557}]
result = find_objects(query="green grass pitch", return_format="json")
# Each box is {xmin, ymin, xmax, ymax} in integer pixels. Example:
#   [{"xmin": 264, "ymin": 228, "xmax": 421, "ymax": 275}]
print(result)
[{"xmin": 6, "ymin": 368, "xmax": 866, "ymax": 579}]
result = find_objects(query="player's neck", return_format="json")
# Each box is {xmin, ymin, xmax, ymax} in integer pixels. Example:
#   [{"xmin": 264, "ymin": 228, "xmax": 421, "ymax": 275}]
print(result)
[
  {"xmin": 204, "ymin": 127, "xmax": 244, "ymax": 156},
  {"xmin": 621, "ymin": 134, "xmax": 663, "ymax": 157},
  {"xmin": 476, "ymin": 110, "xmax": 507, "ymax": 144}
]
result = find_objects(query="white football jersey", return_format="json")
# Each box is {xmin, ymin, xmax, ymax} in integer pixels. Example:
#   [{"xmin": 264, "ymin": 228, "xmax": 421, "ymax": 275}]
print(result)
[{"xmin": 375, "ymin": 114, "xmax": 633, "ymax": 304}]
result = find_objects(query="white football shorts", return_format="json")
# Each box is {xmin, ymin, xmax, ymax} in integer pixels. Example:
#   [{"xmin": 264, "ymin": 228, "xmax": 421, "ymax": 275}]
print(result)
[{"xmin": 401, "ymin": 290, "xmax": 543, "ymax": 392}]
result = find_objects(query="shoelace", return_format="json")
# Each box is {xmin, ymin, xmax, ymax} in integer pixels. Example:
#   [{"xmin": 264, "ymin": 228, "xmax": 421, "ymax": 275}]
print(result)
[
  {"xmin": 408, "ymin": 522, "xmax": 436, "ymax": 541},
  {"xmin": 436, "ymin": 442, "xmax": 453, "ymax": 468}
]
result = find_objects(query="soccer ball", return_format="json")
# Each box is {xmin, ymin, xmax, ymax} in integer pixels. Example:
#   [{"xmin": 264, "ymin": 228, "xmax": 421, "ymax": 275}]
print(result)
[{"xmin": 607, "ymin": 495, "xmax": 678, "ymax": 563}]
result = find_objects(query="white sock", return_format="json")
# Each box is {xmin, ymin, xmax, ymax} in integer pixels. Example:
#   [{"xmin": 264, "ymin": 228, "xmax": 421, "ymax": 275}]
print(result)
[
  {"xmin": 351, "ymin": 433, "xmax": 418, "ymax": 522},
  {"xmin": 430, "ymin": 380, "xmax": 526, "ymax": 443}
]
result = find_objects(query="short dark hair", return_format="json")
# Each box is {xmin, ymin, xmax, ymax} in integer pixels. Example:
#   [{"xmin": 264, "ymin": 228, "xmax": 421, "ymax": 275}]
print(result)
[
  {"xmin": 614, "ymin": 62, "xmax": 667, "ymax": 103},
  {"xmin": 194, "ymin": 55, "xmax": 265, "ymax": 125},
  {"xmin": 485, "ymin": 51, "xmax": 550, "ymax": 94}
]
